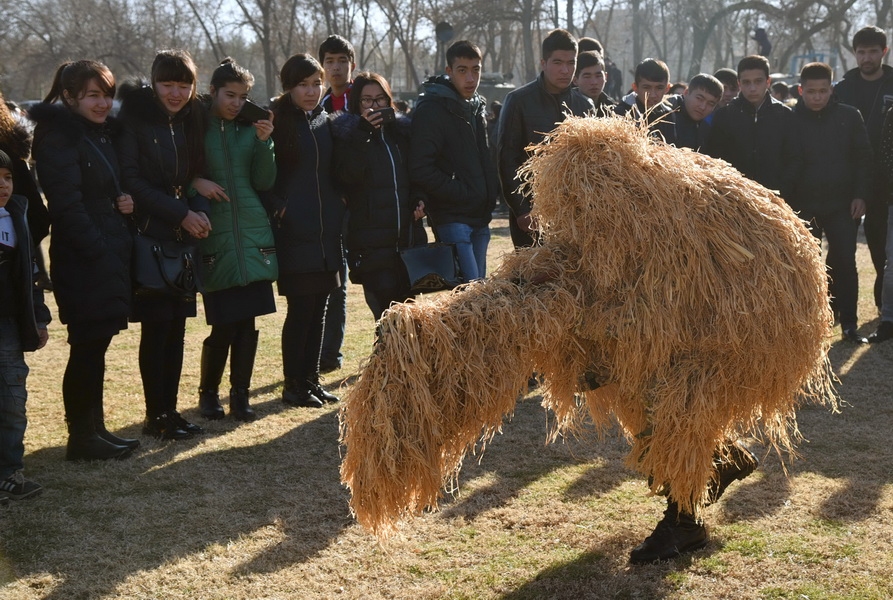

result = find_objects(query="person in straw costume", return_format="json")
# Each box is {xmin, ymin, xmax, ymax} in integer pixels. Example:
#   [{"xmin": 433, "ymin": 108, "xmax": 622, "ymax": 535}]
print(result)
[{"xmin": 339, "ymin": 115, "xmax": 835, "ymax": 563}]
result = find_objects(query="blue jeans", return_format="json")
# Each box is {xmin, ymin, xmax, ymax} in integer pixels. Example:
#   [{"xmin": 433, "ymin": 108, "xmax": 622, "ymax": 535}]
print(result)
[
  {"xmin": 0, "ymin": 317, "xmax": 28, "ymax": 480},
  {"xmin": 434, "ymin": 222, "xmax": 491, "ymax": 281}
]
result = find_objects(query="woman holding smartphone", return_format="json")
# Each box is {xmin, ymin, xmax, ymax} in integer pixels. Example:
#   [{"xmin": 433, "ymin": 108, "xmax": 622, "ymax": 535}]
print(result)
[
  {"xmin": 30, "ymin": 60, "xmax": 137, "ymax": 460},
  {"xmin": 267, "ymin": 54, "xmax": 344, "ymax": 409},
  {"xmin": 117, "ymin": 49, "xmax": 210, "ymax": 440},
  {"xmin": 192, "ymin": 58, "xmax": 277, "ymax": 422},
  {"xmin": 331, "ymin": 71, "xmax": 425, "ymax": 319}
]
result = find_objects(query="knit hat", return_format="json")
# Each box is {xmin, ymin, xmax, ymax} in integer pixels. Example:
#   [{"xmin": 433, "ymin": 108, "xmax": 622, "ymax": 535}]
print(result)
[{"xmin": 0, "ymin": 150, "xmax": 12, "ymax": 171}]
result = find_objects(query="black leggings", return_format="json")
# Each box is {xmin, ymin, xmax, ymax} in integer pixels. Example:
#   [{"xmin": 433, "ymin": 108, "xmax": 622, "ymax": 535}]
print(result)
[
  {"xmin": 282, "ymin": 292, "xmax": 329, "ymax": 381},
  {"xmin": 62, "ymin": 335, "xmax": 112, "ymax": 425},
  {"xmin": 205, "ymin": 318, "xmax": 256, "ymax": 349},
  {"xmin": 139, "ymin": 318, "xmax": 186, "ymax": 419}
]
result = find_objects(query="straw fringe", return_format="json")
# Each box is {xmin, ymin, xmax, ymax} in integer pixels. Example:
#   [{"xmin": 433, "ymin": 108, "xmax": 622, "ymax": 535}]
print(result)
[{"xmin": 340, "ymin": 116, "xmax": 835, "ymax": 537}]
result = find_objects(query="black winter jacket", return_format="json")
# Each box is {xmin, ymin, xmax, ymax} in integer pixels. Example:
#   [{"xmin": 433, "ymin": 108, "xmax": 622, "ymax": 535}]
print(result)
[
  {"xmin": 833, "ymin": 64, "xmax": 893, "ymax": 152},
  {"xmin": 790, "ymin": 97, "xmax": 872, "ymax": 216},
  {"xmin": 116, "ymin": 83, "xmax": 210, "ymax": 241},
  {"xmin": 267, "ymin": 99, "xmax": 345, "ymax": 275},
  {"xmin": 332, "ymin": 112, "xmax": 425, "ymax": 277},
  {"xmin": 30, "ymin": 103, "xmax": 132, "ymax": 325},
  {"xmin": 497, "ymin": 73, "xmax": 593, "ymax": 217},
  {"xmin": 0, "ymin": 118, "xmax": 50, "ymax": 242},
  {"xmin": 410, "ymin": 76, "xmax": 498, "ymax": 228},
  {"xmin": 704, "ymin": 92, "xmax": 801, "ymax": 199},
  {"xmin": 3, "ymin": 194, "xmax": 51, "ymax": 351}
]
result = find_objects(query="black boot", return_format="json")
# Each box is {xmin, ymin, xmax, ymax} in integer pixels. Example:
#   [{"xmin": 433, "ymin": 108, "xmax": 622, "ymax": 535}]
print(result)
[
  {"xmin": 629, "ymin": 500, "xmax": 709, "ymax": 564},
  {"xmin": 706, "ymin": 442, "xmax": 759, "ymax": 505},
  {"xmin": 305, "ymin": 377, "xmax": 339, "ymax": 404},
  {"xmin": 198, "ymin": 340, "xmax": 229, "ymax": 420},
  {"xmin": 282, "ymin": 378, "xmax": 323, "ymax": 408},
  {"xmin": 229, "ymin": 329, "xmax": 259, "ymax": 422},
  {"xmin": 66, "ymin": 419, "xmax": 133, "ymax": 461},
  {"xmin": 142, "ymin": 412, "xmax": 194, "ymax": 440},
  {"xmin": 93, "ymin": 402, "xmax": 140, "ymax": 451}
]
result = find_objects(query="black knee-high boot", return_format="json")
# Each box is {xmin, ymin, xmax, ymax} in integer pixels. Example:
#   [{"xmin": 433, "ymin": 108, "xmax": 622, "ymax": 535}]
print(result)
[
  {"xmin": 198, "ymin": 340, "xmax": 229, "ymax": 420},
  {"xmin": 229, "ymin": 329, "xmax": 259, "ymax": 422}
]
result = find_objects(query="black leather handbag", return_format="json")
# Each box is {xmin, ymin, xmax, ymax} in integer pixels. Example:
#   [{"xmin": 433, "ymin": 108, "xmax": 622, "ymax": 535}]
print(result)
[{"xmin": 131, "ymin": 229, "xmax": 200, "ymax": 297}]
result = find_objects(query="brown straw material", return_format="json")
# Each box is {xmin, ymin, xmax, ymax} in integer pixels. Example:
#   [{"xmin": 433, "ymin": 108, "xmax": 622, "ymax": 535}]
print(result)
[{"xmin": 340, "ymin": 116, "xmax": 835, "ymax": 537}]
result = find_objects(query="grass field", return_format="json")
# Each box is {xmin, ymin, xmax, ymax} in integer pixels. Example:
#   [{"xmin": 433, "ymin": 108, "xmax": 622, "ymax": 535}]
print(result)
[{"xmin": 1, "ymin": 216, "xmax": 891, "ymax": 600}]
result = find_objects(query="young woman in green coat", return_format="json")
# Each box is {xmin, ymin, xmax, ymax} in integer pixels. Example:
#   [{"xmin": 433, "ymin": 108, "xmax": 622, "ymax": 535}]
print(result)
[{"xmin": 192, "ymin": 59, "xmax": 278, "ymax": 422}]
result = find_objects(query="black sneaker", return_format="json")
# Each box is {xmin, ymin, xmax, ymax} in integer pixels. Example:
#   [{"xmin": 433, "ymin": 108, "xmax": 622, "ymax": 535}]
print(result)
[
  {"xmin": 629, "ymin": 503, "xmax": 708, "ymax": 564},
  {"xmin": 143, "ymin": 413, "xmax": 193, "ymax": 440},
  {"xmin": 306, "ymin": 379, "xmax": 339, "ymax": 404},
  {"xmin": 868, "ymin": 321, "xmax": 893, "ymax": 344},
  {"xmin": 0, "ymin": 471, "xmax": 43, "ymax": 501},
  {"xmin": 169, "ymin": 411, "xmax": 203, "ymax": 435}
]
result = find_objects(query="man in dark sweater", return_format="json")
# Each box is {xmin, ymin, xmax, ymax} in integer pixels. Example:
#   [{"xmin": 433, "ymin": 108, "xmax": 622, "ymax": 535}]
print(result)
[
  {"xmin": 834, "ymin": 26, "xmax": 893, "ymax": 312},
  {"xmin": 792, "ymin": 63, "xmax": 872, "ymax": 343},
  {"xmin": 705, "ymin": 55, "xmax": 800, "ymax": 202},
  {"xmin": 497, "ymin": 29, "xmax": 594, "ymax": 248}
]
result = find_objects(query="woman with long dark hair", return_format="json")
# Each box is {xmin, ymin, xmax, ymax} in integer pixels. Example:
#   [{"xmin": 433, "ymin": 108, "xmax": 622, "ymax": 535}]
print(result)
[
  {"xmin": 193, "ymin": 58, "xmax": 277, "ymax": 422},
  {"xmin": 267, "ymin": 54, "xmax": 344, "ymax": 409},
  {"xmin": 117, "ymin": 49, "xmax": 210, "ymax": 439},
  {"xmin": 331, "ymin": 71, "xmax": 425, "ymax": 319},
  {"xmin": 30, "ymin": 60, "xmax": 137, "ymax": 460}
]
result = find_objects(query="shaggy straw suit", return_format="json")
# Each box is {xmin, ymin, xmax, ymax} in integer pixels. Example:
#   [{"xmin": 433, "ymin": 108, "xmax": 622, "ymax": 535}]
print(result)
[{"xmin": 339, "ymin": 116, "xmax": 836, "ymax": 537}]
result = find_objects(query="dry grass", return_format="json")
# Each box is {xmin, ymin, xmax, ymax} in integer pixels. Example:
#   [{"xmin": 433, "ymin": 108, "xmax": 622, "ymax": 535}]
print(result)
[{"xmin": 1, "ymin": 216, "xmax": 891, "ymax": 600}]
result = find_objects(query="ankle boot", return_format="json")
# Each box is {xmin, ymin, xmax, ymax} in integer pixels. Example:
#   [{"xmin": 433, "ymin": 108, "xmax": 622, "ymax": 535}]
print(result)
[
  {"xmin": 198, "ymin": 341, "xmax": 229, "ymax": 420},
  {"xmin": 706, "ymin": 442, "xmax": 759, "ymax": 505},
  {"xmin": 93, "ymin": 405, "xmax": 140, "ymax": 451},
  {"xmin": 282, "ymin": 378, "xmax": 323, "ymax": 408},
  {"xmin": 229, "ymin": 329, "xmax": 259, "ymax": 421},
  {"xmin": 66, "ymin": 419, "xmax": 133, "ymax": 461},
  {"xmin": 629, "ymin": 500, "xmax": 708, "ymax": 564},
  {"xmin": 305, "ymin": 377, "xmax": 339, "ymax": 404}
]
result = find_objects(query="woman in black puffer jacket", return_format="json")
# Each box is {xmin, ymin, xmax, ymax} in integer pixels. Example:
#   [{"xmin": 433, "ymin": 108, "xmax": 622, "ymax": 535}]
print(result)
[
  {"xmin": 267, "ymin": 54, "xmax": 344, "ymax": 409},
  {"xmin": 30, "ymin": 60, "xmax": 137, "ymax": 461},
  {"xmin": 331, "ymin": 71, "xmax": 426, "ymax": 319}
]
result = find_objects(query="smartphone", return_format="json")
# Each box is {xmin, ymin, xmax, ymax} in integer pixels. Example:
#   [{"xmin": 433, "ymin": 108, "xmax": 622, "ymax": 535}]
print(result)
[
  {"xmin": 370, "ymin": 106, "xmax": 396, "ymax": 124},
  {"xmin": 240, "ymin": 100, "xmax": 270, "ymax": 123}
]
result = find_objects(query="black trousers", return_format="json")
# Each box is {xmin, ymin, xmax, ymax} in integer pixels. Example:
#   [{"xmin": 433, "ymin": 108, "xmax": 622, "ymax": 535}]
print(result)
[
  {"xmin": 62, "ymin": 335, "xmax": 113, "ymax": 425},
  {"xmin": 139, "ymin": 318, "xmax": 186, "ymax": 419},
  {"xmin": 863, "ymin": 197, "xmax": 888, "ymax": 308},
  {"xmin": 805, "ymin": 206, "xmax": 859, "ymax": 328},
  {"xmin": 281, "ymin": 292, "xmax": 329, "ymax": 382}
]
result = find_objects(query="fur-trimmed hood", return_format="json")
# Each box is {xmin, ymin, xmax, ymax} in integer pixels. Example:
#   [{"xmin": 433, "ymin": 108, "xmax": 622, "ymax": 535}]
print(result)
[
  {"xmin": 117, "ymin": 79, "xmax": 177, "ymax": 125},
  {"xmin": 0, "ymin": 116, "xmax": 34, "ymax": 161},
  {"xmin": 28, "ymin": 101, "xmax": 120, "ymax": 151}
]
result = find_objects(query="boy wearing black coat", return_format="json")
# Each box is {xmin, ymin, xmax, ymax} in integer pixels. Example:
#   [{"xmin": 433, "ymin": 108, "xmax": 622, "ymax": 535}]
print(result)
[
  {"xmin": 0, "ymin": 150, "xmax": 50, "ymax": 502},
  {"xmin": 793, "ymin": 63, "xmax": 873, "ymax": 343}
]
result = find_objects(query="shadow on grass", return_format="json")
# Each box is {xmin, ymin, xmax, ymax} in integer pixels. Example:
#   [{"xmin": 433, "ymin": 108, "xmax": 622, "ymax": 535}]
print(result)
[{"xmin": 6, "ymin": 404, "xmax": 350, "ymax": 599}]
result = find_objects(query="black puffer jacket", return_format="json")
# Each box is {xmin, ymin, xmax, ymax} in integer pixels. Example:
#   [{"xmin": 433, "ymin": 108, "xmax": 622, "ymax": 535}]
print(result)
[
  {"xmin": 667, "ymin": 95, "xmax": 711, "ymax": 151},
  {"xmin": 332, "ymin": 112, "xmax": 425, "ymax": 278},
  {"xmin": 410, "ymin": 76, "xmax": 498, "ymax": 228},
  {"xmin": 30, "ymin": 103, "xmax": 132, "ymax": 325},
  {"xmin": 0, "ymin": 117, "xmax": 49, "ymax": 242},
  {"xmin": 3, "ymin": 194, "xmax": 51, "ymax": 351},
  {"xmin": 267, "ymin": 98, "xmax": 344, "ymax": 275},
  {"xmin": 116, "ymin": 82, "xmax": 210, "ymax": 241},
  {"xmin": 704, "ymin": 92, "xmax": 801, "ymax": 200},
  {"xmin": 791, "ymin": 97, "xmax": 872, "ymax": 215},
  {"xmin": 497, "ymin": 72, "xmax": 593, "ymax": 217},
  {"xmin": 614, "ymin": 92, "xmax": 678, "ymax": 144}
]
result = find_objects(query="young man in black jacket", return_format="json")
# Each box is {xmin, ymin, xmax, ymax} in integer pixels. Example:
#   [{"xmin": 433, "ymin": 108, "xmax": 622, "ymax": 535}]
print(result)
[
  {"xmin": 573, "ymin": 50, "xmax": 616, "ymax": 115},
  {"xmin": 498, "ymin": 29, "xmax": 593, "ymax": 248},
  {"xmin": 834, "ymin": 26, "xmax": 893, "ymax": 312},
  {"xmin": 0, "ymin": 150, "xmax": 50, "ymax": 503},
  {"xmin": 705, "ymin": 55, "xmax": 801, "ymax": 202},
  {"xmin": 614, "ymin": 58, "xmax": 677, "ymax": 144},
  {"xmin": 410, "ymin": 40, "xmax": 498, "ymax": 281},
  {"xmin": 793, "ymin": 63, "xmax": 872, "ymax": 344},
  {"xmin": 669, "ymin": 73, "xmax": 723, "ymax": 151}
]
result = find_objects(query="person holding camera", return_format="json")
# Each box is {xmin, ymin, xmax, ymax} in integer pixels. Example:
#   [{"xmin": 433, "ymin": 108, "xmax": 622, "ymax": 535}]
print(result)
[
  {"xmin": 331, "ymin": 71, "xmax": 425, "ymax": 318},
  {"xmin": 190, "ymin": 58, "xmax": 278, "ymax": 422},
  {"xmin": 266, "ymin": 54, "xmax": 345, "ymax": 409}
]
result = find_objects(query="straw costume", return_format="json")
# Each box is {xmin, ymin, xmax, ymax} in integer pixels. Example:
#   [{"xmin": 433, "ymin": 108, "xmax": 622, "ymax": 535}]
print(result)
[{"xmin": 339, "ymin": 116, "xmax": 835, "ymax": 560}]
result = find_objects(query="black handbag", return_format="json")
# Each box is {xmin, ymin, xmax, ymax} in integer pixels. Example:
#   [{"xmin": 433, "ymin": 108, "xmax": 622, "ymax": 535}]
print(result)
[
  {"xmin": 131, "ymin": 230, "xmax": 200, "ymax": 297},
  {"xmin": 83, "ymin": 137, "xmax": 202, "ymax": 298},
  {"xmin": 399, "ymin": 225, "xmax": 462, "ymax": 294}
]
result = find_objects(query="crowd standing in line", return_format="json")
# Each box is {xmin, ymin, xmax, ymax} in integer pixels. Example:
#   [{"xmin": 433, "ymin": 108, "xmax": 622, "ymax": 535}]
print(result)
[{"xmin": 0, "ymin": 23, "xmax": 890, "ymax": 565}]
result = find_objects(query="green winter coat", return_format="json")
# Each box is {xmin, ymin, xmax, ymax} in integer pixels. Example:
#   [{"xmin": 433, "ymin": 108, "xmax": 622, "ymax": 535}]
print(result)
[{"xmin": 199, "ymin": 116, "xmax": 278, "ymax": 292}]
